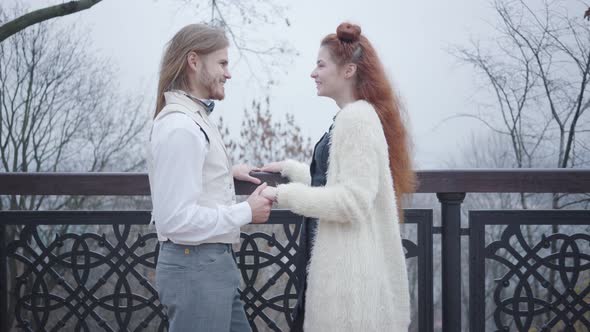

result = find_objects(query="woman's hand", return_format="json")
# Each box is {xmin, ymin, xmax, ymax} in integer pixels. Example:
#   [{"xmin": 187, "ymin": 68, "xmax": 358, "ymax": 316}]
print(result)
[
  {"xmin": 260, "ymin": 186, "xmax": 278, "ymax": 202},
  {"xmin": 232, "ymin": 164, "xmax": 262, "ymax": 184},
  {"xmin": 260, "ymin": 161, "xmax": 286, "ymax": 174}
]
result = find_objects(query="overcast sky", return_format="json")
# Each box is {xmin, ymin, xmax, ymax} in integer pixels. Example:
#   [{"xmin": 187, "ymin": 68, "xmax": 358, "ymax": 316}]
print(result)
[{"xmin": 5, "ymin": 0, "xmax": 584, "ymax": 169}]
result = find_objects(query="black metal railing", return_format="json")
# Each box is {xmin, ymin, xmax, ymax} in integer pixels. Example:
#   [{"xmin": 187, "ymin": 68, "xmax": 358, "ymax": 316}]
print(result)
[
  {"xmin": 1, "ymin": 169, "xmax": 589, "ymax": 331},
  {"xmin": 0, "ymin": 209, "xmax": 433, "ymax": 332}
]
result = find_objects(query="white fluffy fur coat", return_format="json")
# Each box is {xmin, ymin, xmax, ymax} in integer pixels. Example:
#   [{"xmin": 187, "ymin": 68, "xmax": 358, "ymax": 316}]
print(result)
[{"xmin": 277, "ymin": 100, "xmax": 411, "ymax": 332}]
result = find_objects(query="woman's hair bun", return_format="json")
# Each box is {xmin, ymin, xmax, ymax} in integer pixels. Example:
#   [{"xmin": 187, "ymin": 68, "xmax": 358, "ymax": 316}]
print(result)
[{"xmin": 336, "ymin": 22, "xmax": 361, "ymax": 43}]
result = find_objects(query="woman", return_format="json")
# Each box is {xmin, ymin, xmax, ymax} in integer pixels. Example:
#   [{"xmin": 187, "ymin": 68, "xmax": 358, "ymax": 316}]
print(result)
[{"xmin": 261, "ymin": 22, "xmax": 416, "ymax": 331}]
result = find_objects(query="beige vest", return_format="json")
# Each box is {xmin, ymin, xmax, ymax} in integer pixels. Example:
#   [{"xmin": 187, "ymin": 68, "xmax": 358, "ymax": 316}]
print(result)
[{"xmin": 148, "ymin": 91, "xmax": 238, "ymax": 243}]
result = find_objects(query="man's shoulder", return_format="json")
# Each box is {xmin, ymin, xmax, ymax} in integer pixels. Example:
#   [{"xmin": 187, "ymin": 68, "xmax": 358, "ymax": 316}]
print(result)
[{"xmin": 152, "ymin": 112, "xmax": 205, "ymax": 142}]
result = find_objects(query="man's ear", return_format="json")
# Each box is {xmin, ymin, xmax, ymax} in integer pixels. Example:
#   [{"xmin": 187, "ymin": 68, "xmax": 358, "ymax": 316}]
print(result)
[
  {"xmin": 187, "ymin": 51, "xmax": 200, "ymax": 72},
  {"xmin": 344, "ymin": 63, "xmax": 357, "ymax": 79}
]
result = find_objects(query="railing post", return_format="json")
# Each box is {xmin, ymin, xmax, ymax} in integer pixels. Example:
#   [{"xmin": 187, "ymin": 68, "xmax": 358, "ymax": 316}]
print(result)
[
  {"xmin": 0, "ymin": 223, "xmax": 8, "ymax": 332},
  {"xmin": 437, "ymin": 193, "xmax": 466, "ymax": 332}
]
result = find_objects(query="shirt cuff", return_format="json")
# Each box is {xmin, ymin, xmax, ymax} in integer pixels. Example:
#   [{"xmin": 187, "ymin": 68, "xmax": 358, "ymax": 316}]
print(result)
[{"xmin": 232, "ymin": 201, "xmax": 252, "ymax": 227}]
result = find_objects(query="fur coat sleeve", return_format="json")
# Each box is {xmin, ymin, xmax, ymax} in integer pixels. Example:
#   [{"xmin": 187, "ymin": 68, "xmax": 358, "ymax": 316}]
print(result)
[
  {"xmin": 280, "ymin": 159, "xmax": 311, "ymax": 185},
  {"xmin": 276, "ymin": 100, "xmax": 382, "ymax": 223}
]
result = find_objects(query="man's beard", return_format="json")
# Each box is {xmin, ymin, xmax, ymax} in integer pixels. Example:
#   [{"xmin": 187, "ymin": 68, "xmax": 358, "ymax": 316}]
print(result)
[{"xmin": 199, "ymin": 65, "xmax": 224, "ymax": 100}]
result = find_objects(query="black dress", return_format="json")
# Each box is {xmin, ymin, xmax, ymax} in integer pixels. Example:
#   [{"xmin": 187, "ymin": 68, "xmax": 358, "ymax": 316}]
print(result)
[{"xmin": 291, "ymin": 125, "xmax": 332, "ymax": 331}]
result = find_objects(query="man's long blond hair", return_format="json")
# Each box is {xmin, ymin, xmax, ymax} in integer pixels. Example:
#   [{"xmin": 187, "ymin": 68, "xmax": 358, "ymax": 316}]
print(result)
[{"xmin": 155, "ymin": 24, "xmax": 228, "ymax": 118}]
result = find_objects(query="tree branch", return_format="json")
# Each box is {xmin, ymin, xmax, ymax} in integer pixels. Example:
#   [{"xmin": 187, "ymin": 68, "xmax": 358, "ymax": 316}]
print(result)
[{"xmin": 0, "ymin": 0, "xmax": 102, "ymax": 43}]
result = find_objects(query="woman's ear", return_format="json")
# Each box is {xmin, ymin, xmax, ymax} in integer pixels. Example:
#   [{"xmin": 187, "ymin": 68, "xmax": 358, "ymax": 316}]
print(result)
[{"xmin": 344, "ymin": 63, "xmax": 357, "ymax": 79}]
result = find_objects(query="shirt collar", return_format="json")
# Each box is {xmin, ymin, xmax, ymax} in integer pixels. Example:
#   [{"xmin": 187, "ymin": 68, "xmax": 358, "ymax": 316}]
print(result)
[
  {"xmin": 164, "ymin": 90, "xmax": 215, "ymax": 115},
  {"xmin": 180, "ymin": 91, "xmax": 215, "ymax": 115}
]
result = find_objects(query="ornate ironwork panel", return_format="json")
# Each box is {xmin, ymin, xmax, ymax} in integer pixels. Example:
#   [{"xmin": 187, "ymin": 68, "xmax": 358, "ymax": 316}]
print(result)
[
  {"xmin": 235, "ymin": 211, "xmax": 302, "ymax": 332},
  {"xmin": 1, "ymin": 209, "xmax": 433, "ymax": 332},
  {"xmin": 6, "ymin": 223, "xmax": 165, "ymax": 331},
  {"xmin": 470, "ymin": 210, "xmax": 590, "ymax": 332}
]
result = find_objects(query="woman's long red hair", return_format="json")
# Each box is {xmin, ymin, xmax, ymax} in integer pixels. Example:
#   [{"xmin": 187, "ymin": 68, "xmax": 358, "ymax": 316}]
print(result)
[{"xmin": 322, "ymin": 23, "xmax": 416, "ymax": 221}]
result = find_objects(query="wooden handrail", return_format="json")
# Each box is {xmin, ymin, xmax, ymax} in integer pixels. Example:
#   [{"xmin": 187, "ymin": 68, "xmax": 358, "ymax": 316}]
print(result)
[{"xmin": 0, "ymin": 169, "xmax": 589, "ymax": 195}]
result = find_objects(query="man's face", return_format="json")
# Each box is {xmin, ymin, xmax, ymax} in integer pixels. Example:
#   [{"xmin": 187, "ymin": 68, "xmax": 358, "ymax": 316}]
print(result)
[{"xmin": 197, "ymin": 47, "xmax": 231, "ymax": 100}]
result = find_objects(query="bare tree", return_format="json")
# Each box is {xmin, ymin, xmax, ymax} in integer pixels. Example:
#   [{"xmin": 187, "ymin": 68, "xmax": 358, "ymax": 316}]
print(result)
[
  {"xmin": 451, "ymin": 0, "xmax": 590, "ymax": 209},
  {"xmin": 0, "ymin": 18, "xmax": 146, "ymax": 210},
  {"xmin": 217, "ymin": 97, "xmax": 313, "ymax": 167},
  {"xmin": 0, "ymin": 10, "xmax": 148, "ymax": 328},
  {"xmin": 443, "ymin": 2, "xmax": 590, "ymax": 329}
]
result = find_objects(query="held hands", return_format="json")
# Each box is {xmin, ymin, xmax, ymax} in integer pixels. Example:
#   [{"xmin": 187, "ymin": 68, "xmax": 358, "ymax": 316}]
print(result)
[
  {"xmin": 258, "ymin": 161, "xmax": 282, "ymax": 202},
  {"xmin": 260, "ymin": 186, "xmax": 278, "ymax": 202},
  {"xmin": 232, "ymin": 164, "xmax": 262, "ymax": 184},
  {"xmin": 247, "ymin": 183, "xmax": 274, "ymax": 224},
  {"xmin": 242, "ymin": 162, "xmax": 282, "ymax": 223}
]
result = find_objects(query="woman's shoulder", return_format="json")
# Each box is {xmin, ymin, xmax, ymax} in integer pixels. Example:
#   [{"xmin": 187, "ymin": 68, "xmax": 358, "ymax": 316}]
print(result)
[{"xmin": 334, "ymin": 100, "xmax": 381, "ymax": 129}]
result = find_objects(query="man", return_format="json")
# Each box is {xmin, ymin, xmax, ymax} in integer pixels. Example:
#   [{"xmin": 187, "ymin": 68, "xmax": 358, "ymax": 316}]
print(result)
[{"xmin": 148, "ymin": 23, "xmax": 272, "ymax": 332}]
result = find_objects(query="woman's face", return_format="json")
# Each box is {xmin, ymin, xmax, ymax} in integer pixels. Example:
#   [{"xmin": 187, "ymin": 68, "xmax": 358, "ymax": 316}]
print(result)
[{"xmin": 311, "ymin": 46, "xmax": 345, "ymax": 99}]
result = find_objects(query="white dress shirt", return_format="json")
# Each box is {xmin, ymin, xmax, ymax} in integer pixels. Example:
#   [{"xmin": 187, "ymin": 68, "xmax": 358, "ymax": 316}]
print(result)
[{"xmin": 150, "ymin": 112, "xmax": 252, "ymax": 244}]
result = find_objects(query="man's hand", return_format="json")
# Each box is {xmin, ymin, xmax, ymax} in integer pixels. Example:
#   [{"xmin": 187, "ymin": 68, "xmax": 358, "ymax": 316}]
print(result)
[
  {"xmin": 260, "ymin": 161, "xmax": 286, "ymax": 174},
  {"xmin": 233, "ymin": 164, "xmax": 262, "ymax": 184},
  {"xmin": 261, "ymin": 187, "xmax": 278, "ymax": 202},
  {"xmin": 247, "ymin": 183, "xmax": 273, "ymax": 224}
]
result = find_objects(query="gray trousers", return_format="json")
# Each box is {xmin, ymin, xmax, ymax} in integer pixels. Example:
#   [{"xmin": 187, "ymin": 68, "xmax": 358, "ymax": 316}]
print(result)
[{"xmin": 156, "ymin": 242, "xmax": 251, "ymax": 332}]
